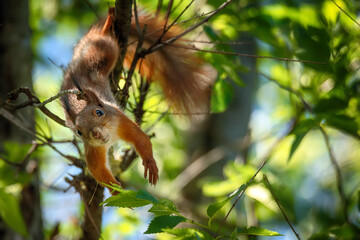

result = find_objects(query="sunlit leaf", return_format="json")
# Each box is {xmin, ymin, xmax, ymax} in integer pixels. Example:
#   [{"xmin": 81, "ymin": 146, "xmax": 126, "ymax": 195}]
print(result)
[
  {"xmin": 0, "ymin": 188, "xmax": 28, "ymax": 237},
  {"xmin": 144, "ymin": 215, "xmax": 185, "ymax": 234},
  {"xmin": 288, "ymin": 119, "xmax": 317, "ymax": 162},
  {"xmin": 164, "ymin": 228, "xmax": 213, "ymax": 240},
  {"xmin": 2, "ymin": 141, "xmax": 32, "ymax": 164},
  {"xmin": 211, "ymin": 79, "xmax": 234, "ymax": 113},
  {"xmin": 149, "ymin": 199, "xmax": 178, "ymax": 217},
  {"xmin": 237, "ymin": 226, "xmax": 283, "ymax": 236},
  {"xmin": 102, "ymin": 189, "xmax": 153, "ymax": 208},
  {"xmin": 207, "ymin": 185, "xmax": 245, "ymax": 226},
  {"xmin": 231, "ymin": 228, "xmax": 238, "ymax": 240}
]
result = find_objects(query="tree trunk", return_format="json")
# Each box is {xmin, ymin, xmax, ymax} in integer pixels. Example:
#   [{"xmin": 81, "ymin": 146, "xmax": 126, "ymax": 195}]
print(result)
[
  {"xmin": 183, "ymin": 33, "xmax": 257, "ymax": 201},
  {"xmin": 0, "ymin": 1, "xmax": 43, "ymax": 239},
  {"xmin": 81, "ymin": 176, "xmax": 104, "ymax": 240}
]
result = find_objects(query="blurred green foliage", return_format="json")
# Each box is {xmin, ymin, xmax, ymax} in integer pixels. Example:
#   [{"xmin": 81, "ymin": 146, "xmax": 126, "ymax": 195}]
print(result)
[{"xmin": 1, "ymin": 0, "xmax": 360, "ymax": 239}]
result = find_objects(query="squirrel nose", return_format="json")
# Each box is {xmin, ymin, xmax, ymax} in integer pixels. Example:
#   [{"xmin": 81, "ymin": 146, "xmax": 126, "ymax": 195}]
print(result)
[{"xmin": 91, "ymin": 128, "xmax": 101, "ymax": 139}]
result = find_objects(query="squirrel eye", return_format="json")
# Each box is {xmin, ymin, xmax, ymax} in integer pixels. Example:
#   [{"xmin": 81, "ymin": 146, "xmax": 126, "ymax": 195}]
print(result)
[
  {"xmin": 77, "ymin": 130, "xmax": 82, "ymax": 136},
  {"xmin": 95, "ymin": 109, "xmax": 104, "ymax": 117}
]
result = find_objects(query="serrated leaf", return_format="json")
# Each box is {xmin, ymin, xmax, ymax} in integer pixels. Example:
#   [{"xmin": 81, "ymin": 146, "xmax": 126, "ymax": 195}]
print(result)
[
  {"xmin": 136, "ymin": 190, "xmax": 158, "ymax": 204},
  {"xmin": 0, "ymin": 188, "xmax": 28, "ymax": 237},
  {"xmin": 164, "ymin": 228, "xmax": 213, "ymax": 240},
  {"xmin": 211, "ymin": 79, "xmax": 234, "ymax": 113},
  {"xmin": 149, "ymin": 199, "xmax": 178, "ymax": 217},
  {"xmin": 237, "ymin": 226, "xmax": 283, "ymax": 236},
  {"xmin": 207, "ymin": 185, "xmax": 246, "ymax": 227},
  {"xmin": 102, "ymin": 189, "xmax": 152, "ymax": 208},
  {"xmin": 144, "ymin": 215, "xmax": 185, "ymax": 234},
  {"xmin": 207, "ymin": 197, "xmax": 231, "ymax": 219}
]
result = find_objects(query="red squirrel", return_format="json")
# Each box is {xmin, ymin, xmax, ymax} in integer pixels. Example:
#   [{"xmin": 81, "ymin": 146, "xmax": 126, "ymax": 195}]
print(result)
[{"xmin": 60, "ymin": 7, "xmax": 212, "ymax": 194}]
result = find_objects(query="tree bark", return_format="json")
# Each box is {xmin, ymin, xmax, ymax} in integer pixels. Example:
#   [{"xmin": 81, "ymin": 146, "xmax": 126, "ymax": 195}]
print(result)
[
  {"xmin": 81, "ymin": 176, "xmax": 104, "ymax": 240},
  {"xmin": 0, "ymin": 1, "xmax": 43, "ymax": 239}
]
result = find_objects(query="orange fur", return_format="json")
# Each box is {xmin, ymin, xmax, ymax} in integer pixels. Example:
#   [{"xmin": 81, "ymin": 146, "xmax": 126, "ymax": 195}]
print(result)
[
  {"xmin": 85, "ymin": 144, "xmax": 121, "ymax": 195},
  {"xmin": 117, "ymin": 112, "xmax": 158, "ymax": 185}
]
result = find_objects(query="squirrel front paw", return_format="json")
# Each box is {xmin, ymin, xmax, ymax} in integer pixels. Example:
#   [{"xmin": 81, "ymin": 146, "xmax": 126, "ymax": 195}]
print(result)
[{"xmin": 142, "ymin": 158, "xmax": 159, "ymax": 185}]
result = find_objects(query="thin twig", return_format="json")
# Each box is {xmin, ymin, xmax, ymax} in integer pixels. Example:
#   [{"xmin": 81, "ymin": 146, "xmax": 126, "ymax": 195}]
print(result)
[
  {"xmin": 0, "ymin": 157, "xmax": 22, "ymax": 167},
  {"xmin": 319, "ymin": 126, "xmax": 349, "ymax": 223},
  {"xmin": 188, "ymin": 40, "xmax": 254, "ymax": 45},
  {"xmin": 259, "ymin": 72, "xmax": 314, "ymax": 113},
  {"xmin": 214, "ymin": 119, "xmax": 297, "ymax": 238},
  {"xmin": 146, "ymin": 0, "xmax": 234, "ymax": 54},
  {"xmin": 166, "ymin": 43, "xmax": 326, "ymax": 65},
  {"xmin": 2, "ymin": 87, "xmax": 80, "ymax": 127},
  {"xmin": 145, "ymin": 109, "xmax": 169, "ymax": 133},
  {"xmin": 214, "ymin": 160, "xmax": 267, "ymax": 237},
  {"xmin": 331, "ymin": 0, "xmax": 360, "ymax": 28},
  {"xmin": 261, "ymin": 69, "xmax": 351, "ymax": 224},
  {"xmin": 163, "ymin": 0, "xmax": 195, "ymax": 37},
  {"xmin": 32, "ymin": 89, "xmax": 80, "ymax": 108},
  {"xmin": 263, "ymin": 174, "xmax": 301, "ymax": 240},
  {"xmin": 84, "ymin": 0, "xmax": 100, "ymax": 19},
  {"xmin": 119, "ymin": 7, "xmax": 147, "ymax": 109},
  {"xmin": 0, "ymin": 107, "xmax": 38, "ymax": 138},
  {"xmin": 156, "ymin": 0, "xmax": 163, "ymax": 16},
  {"xmin": 164, "ymin": 0, "xmax": 174, "ymax": 29}
]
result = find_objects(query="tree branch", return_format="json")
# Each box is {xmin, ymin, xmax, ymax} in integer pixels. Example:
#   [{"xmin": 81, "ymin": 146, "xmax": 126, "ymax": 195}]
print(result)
[
  {"xmin": 319, "ymin": 126, "xmax": 349, "ymax": 223},
  {"xmin": 263, "ymin": 174, "xmax": 301, "ymax": 240},
  {"xmin": 112, "ymin": 0, "xmax": 133, "ymax": 102},
  {"xmin": 146, "ymin": 0, "xmax": 234, "ymax": 54}
]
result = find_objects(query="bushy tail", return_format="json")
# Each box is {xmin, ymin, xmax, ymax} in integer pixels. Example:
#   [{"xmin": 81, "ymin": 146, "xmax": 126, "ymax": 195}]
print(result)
[{"xmin": 124, "ymin": 13, "xmax": 214, "ymax": 115}]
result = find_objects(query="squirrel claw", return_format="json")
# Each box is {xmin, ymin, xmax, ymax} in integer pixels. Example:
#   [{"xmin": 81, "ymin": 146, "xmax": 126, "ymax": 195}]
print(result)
[{"xmin": 143, "ymin": 159, "xmax": 159, "ymax": 186}]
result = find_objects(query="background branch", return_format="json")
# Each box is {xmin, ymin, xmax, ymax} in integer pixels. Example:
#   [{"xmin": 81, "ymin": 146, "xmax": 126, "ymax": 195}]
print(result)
[{"xmin": 263, "ymin": 174, "xmax": 301, "ymax": 240}]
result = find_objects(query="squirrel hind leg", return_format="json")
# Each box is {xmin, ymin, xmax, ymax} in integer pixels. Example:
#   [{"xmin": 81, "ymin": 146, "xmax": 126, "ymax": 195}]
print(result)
[{"xmin": 101, "ymin": 7, "xmax": 115, "ymax": 35}]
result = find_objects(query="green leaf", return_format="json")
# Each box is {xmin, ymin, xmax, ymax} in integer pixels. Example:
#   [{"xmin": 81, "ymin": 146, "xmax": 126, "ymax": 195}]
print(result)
[
  {"xmin": 2, "ymin": 141, "xmax": 32, "ymax": 164},
  {"xmin": 211, "ymin": 79, "xmax": 234, "ymax": 113},
  {"xmin": 144, "ymin": 215, "xmax": 185, "ymax": 234},
  {"xmin": 207, "ymin": 185, "xmax": 246, "ymax": 227},
  {"xmin": 357, "ymin": 191, "xmax": 360, "ymax": 212},
  {"xmin": 324, "ymin": 114, "xmax": 360, "ymax": 138},
  {"xmin": 102, "ymin": 189, "xmax": 153, "ymax": 208},
  {"xmin": 136, "ymin": 190, "xmax": 159, "ymax": 204},
  {"xmin": 0, "ymin": 188, "xmax": 28, "ymax": 237},
  {"xmin": 149, "ymin": 199, "xmax": 178, "ymax": 217},
  {"xmin": 292, "ymin": 119, "xmax": 318, "ymax": 135},
  {"xmin": 237, "ymin": 226, "xmax": 283, "ymax": 236},
  {"xmin": 163, "ymin": 228, "xmax": 213, "ymax": 240},
  {"xmin": 288, "ymin": 119, "xmax": 317, "ymax": 162},
  {"xmin": 288, "ymin": 132, "xmax": 307, "ymax": 162},
  {"xmin": 207, "ymin": 197, "xmax": 232, "ymax": 219},
  {"xmin": 314, "ymin": 97, "xmax": 348, "ymax": 113},
  {"xmin": 293, "ymin": 24, "xmax": 330, "ymax": 71},
  {"xmin": 231, "ymin": 228, "xmax": 238, "ymax": 240}
]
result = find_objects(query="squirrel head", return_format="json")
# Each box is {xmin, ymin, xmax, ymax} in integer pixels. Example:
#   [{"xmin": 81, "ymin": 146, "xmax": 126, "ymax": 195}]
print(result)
[{"xmin": 74, "ymin": 90, "xmax": 119, "ymax": 146}]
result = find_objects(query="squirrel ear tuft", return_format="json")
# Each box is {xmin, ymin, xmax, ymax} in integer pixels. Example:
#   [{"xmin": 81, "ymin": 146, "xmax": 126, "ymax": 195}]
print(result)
[{"xmin": 84, "ymin": 90, "xmax": 103, "ymax": 107}]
